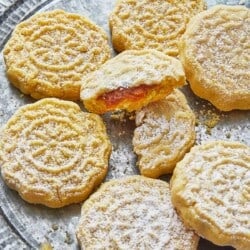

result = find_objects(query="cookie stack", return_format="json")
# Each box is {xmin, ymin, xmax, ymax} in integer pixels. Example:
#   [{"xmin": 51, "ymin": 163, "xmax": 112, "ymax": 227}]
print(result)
[{"xmin": 0, "ymin": 1, "xmax": 249, "ymax": 249}]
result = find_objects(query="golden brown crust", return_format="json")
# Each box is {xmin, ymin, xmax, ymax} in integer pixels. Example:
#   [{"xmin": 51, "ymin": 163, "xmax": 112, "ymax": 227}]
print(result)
[
  {"xmin": 76, "ymin": 176, "xmax": 199, "ymax": 249},
  {"xmin": 179, "ymin": 5, "xmax": 250, "ymax": 111},
  {"xmin": 171, "ymin": 141, "xmax": 250, "ymax": 249},
  {"xmin": 80, "ymin": 49, "xmax": 185, "ymax": 114},
  {"xmin": 110, "ymin": 0, "xmax": 206, "ymax": 56},
  {"xmin": 0, "ymin": 98, "xmax": 111, "ymax": 208},
  {"xmin": 3, "ymin": 9, "xmax": 111, "ymax": 100},
  {"xmin": 133, "ymin": 89, "xmax": 196, "ymax": 178}
]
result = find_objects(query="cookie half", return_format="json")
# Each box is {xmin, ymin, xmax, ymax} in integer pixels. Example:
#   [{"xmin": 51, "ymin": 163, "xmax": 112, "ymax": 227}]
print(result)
[
  {"xmin": 109, "ymin": 0, "xmax": 206, "ymax": 56},
  {"xmin": 76, "ymin": 176, "xmax": 198, "ymax": 249},
  {"xmin": 171, "ymin": 141, "xmax": 250, "ymax": 249},
  {"xmin": 133, "ymin": 89, "xmax": 195, "ymax": 178},
  {"xmin": 80, "ymin": 49, "xmax": 185, "ymax": 114},
  {"xmin": 179, "ymin": 5, "xmax": 250, "ymax": 111},
  {"xmin": 0, "ymin": 98, "xmax": 111, "ymax": 208},
  {"xmin": 3, "ymin": 9, "xmax": 111, "ymax": 100}
]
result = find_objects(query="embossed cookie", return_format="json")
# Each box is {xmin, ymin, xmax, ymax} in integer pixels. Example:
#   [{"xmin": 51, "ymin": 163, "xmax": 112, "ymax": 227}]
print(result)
[
  {"xmin": 80, "ymin": 49, "xmax": 185, "ymax": 114},
  {"xmin": 179, "ymin": 5, "xmax": 250, "ymax": 111},
  {"xmin": 171, "ymin": 141, "xmax": 250, "ymax": 249},
  {"xmin": 0, "ymin": 98, "xmax": 111, "ymax": 208},
  {"xmin": 109, "ymin": 0, "xmax": 206, "ymax": 56},
  {"xmin": 3, "ymin": 9, "xmax": 111, "ymax": 100},
  {"xmin": 76, "ymin": 175, "xmax": 199, "ymax": 249},
  {"xmin": 133, "ymin": 89, "xmax": 195, "ymax": 178}
]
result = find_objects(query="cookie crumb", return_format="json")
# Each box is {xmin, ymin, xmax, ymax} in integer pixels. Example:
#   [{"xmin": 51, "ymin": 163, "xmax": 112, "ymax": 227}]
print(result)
[
  {"xmin": 111, "ymin": 110, "xmax": 135, "ymax": 122},
  {"xmin": 110, "ymin": 111, "xmax": 126, "ymax": 122},
  {"xmin": 51, "ymin": 224, "xmax": 58, "ymax": 231},
  {"xmin": 197, "ymin": 108, "xmax": 220, "ymax": 136},
  {"xmin": 64, "ymin": 231, "xmax": 73, "ymax": 244},
  {"xmin": 195, "ymin": 118, "xmax": 199, "ymax": 126},
  {"xmin": 40, "ymin": 242, "xmax": 53, "ymax": 250},
  {"xmin": 205, "ymin": 128, "xmax": 212, "ymax": 135},
  {"xmin": 204, "ymin": 110, "xmax": 220, "ymax": 129}
]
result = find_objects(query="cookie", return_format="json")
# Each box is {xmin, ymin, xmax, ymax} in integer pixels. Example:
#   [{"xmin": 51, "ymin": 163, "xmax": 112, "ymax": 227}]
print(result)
[
  {"xmin": 76, "ymin": 175, "xmax": 198, "ymax": 249},
  {"xmin": 0, "ymin": 98, "xmax": 111, "ymax": 208},
  {"xmin": 133, "ymin": 89, "xmax": 195, "ymax": 178},
  {"xmin": 3, "ymin": 9, "xmax": 111, "ymax": 100},
  {"xmin": 109, "ymin": 0, "xmax": 206, "ymax": 56},
  {"xmin": 80, "ymin": 49, "xmax": 185, "ymax": 114},
  {"xmin": 171, "ymin": 141, "xmax": 250, "ymax": 249},
  {"xmin": 179, "ymin": 5, "xmax": 250, "ymax": 111}
]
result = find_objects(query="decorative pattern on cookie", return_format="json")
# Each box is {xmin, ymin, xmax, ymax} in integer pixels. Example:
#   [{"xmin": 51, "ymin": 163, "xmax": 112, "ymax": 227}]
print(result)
[
  {"xmin": 109, "ymin": 0, "xmax": 206, "ymax": 56},
  {"xmin": 76, "ymin": 175, "xmax": 198, "ymax": 249},
  {"xmin": 179, "ymin": 5, "xmax": 250, "ymax": 111},
  {"xmin": 171, "ymin": 141, "xmax": 250, "ymax": 249},
  {"xmin": 80, "ymin": 49, "xmax": 185, "ymax": 114},
  {"xmin": 133, "ymin": 89, "xmax": 195, "ymax": 178},
  {"xmin": 3, "ymin": 9, "xmax": 111, "ymax": 100},
  {"xmin": 0, "ymin": 98, "xmax": 111, "ymax": 208}
]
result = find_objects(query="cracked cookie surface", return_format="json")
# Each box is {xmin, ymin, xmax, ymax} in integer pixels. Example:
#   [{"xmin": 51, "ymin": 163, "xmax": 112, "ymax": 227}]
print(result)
[{"xmin": 81, "ymin": 49, "xmax": 185, "ymax": 114}]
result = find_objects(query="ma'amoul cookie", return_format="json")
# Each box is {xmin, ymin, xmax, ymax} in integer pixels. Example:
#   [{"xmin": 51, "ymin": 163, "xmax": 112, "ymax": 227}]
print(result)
[
  {"xmin": 0, "ymin": 98, "xmax": 111, "ymax": 208},
  {"xmin": 80, "ymin": 49, "xmax": 185, "ymax": 114},
  {"xmin": 179, "ymin": 5, "xmax": 250, "ymax": 111},
  {"xmin": 133, "ymin": 89, "xmax": 195, "ymax": 178},
  {"xmin": 171, "ymin": 141, "xmax": 250, "ymax": 249},
  {"xmin": 3, "ymin": 9, "xmax": 111, "ymax": 100},
  {"xmin": 76, "ymin": 176, "xmax": 198, "ymax": 249},
  {"xmin": 110, "ymin": 0, "xmax": 206, "ymax": 56}
]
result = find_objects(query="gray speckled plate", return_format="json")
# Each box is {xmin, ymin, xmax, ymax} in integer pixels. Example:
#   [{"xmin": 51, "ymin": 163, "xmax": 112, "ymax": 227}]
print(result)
[{"xmin": 0, "ymin": 0, "xmax": 249, "ymax": 249}]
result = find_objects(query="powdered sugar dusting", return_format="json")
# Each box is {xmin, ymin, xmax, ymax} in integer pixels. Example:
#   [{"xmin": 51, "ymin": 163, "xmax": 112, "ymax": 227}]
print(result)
[
  {"xmin": 133, "ymin": 89, "xmax": 196, "ymax": 177},
  {"xmin": 172, "ymin": 141, "xmax": 250, "ymax": 249},
  {"xmin": 77, "ymin": 176, "xmax": 198, "ymax": 249}
]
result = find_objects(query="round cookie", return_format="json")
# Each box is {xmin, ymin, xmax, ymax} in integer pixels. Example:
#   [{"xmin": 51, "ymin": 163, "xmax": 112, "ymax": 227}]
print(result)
[
  {"xmin": 0, "ymin": 98, "xmax": 111, "ymax": 208},
  {"xmin": 109, "ymin": 0, "xmax": 206, "ymax": 56},
  {"xmin": 171, "ymin": 141, "xmax": 250, "ymax": 249},
  {"xmin": 81, "ymin": 49, "xmax": 185, "ymax": 114},
  {"xmin": 76, "ymin": 175, "xmax": 198, "ymax": 249},
  {"xmin": 179, "ymin": 5, "xmax": 250, "ymax": 111},
  {"xmin": 3, "ymin": 9, "xmax": 111, "ymax": 100},
  {"xmin": 133, "ymin": 89, "xmax": 195, "ymax": 178}
]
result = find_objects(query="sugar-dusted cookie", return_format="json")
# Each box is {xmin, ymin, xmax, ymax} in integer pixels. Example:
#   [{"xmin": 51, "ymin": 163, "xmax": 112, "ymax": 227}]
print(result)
[
  {"xmin": 0, "ymin": 98, "xmax": 111, "ymax": 208},
  {"xmin": 109, "ymin": 0, "xmax": 206, "ymax": 56},
  {"xmin": 133, "ymin": 89, "xmax": 195, "ymax": 178},
  {"xmin": 80, "ymin": 49, "xmax": 185, "ymax": 114},
  {"xmin": 76, "ymin": 175, "xmax": 198, "ymax": 249},
  {"xmin": 3, "ymin": 9, "xmax": 111, "ymax": 100},
  {"xmin": 179, "ymin": 5, "xmax": 250, "ymax": 111},
  {"xmin": 171, "ymin": 141, "xmax": 250, "ymax": 249}
]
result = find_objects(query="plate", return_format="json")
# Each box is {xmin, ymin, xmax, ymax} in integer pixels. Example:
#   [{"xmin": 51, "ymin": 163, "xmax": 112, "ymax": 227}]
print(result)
[{"xmin": 0, "ymin": 0, "xmax": 249, "ymax": 249}]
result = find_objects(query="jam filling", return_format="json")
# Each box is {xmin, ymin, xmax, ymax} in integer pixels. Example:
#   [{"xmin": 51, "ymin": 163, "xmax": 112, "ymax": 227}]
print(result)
[{"xmin": 98, "ymin": 84, "xmax": 156, "ymax": 108}]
